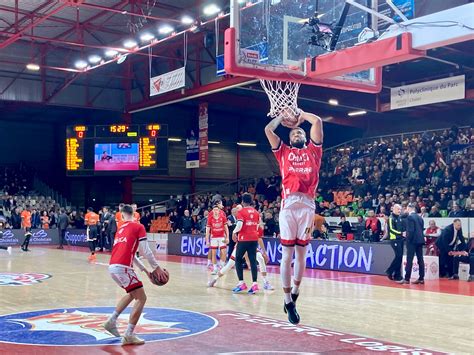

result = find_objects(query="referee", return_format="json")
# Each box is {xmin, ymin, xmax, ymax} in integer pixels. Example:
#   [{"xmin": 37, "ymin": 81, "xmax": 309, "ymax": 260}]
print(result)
[{"xmin": 385, "ymin": 204, "xmax": 405, "ymax": 281}]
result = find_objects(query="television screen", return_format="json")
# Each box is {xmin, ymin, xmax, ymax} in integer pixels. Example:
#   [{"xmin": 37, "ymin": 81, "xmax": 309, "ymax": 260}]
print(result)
[{"xmin": 94, "ymin": 143, "xmax": 139, "ymax": 171}]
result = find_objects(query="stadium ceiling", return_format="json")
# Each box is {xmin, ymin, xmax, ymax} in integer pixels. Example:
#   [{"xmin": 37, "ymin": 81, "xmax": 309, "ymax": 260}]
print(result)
[{"xmin": 0, "ymin": 1, "xmax": 472, "ymax": 126}]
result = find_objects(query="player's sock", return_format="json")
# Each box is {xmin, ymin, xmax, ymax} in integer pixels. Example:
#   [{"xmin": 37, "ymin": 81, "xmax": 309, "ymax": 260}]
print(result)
[
  {"xmin": 281, "ymin": 246, "xmax": 293, "ymax": 304},
  {"xmin": 125, "ymin": 324, "xmax": 136, "ymax": 336},
  {"xmin": 109, "ymin": 311, "xmax": 119, "ymax": 323},
  {"xmin": 292, "ymin": 245, "xmax": 307, "ymax": 294},
  {"xmin": 207, "ymin": 259, "xmax": 211, "ymax": 266},
  {"xmin": 261, "ymin": 274, "xmax": 268, "ymax": 283},
  {"xmin": 237, "ymin": 280, "xmax": 244, "ymax": 286},
  {"xmin": 219, "ymin": 258, "xmax": 235, "ymax": 275},
  {"xmin": 252, "ymin": 282, "xmax": 258, "ymax": 286}
]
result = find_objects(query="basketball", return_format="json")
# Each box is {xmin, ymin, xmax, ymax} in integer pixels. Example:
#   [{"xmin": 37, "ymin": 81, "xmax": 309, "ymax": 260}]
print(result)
[
  {"xmin": 280, "ymin": 107, "xmax": 300, "ymax": 128},
  {"xmin": 150, "ymin": 268, "xmax": 169, "ymax": 286}
]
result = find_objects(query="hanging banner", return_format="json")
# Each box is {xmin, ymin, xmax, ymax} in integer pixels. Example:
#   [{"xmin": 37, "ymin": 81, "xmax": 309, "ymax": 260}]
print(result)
[
  {"xmin": 198, "ymin": 103, "xmax": 209, "ymax": 168},
  {"xmin": 390, "ymin": 75, "xmax": 465, "ymax": 110},
  {"xmin": 150, "ymin": 67, "xmax": 185, "ymax": 97},
  {"xmin": 185, "ymin": 126, "xmax": 199, "ymax": 169}
]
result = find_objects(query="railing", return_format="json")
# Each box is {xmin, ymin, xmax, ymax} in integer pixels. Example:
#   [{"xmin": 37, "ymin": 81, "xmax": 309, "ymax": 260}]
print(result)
[{"xmin": 137, "ymin": 176, "xmax": 260, "ymax": 214}]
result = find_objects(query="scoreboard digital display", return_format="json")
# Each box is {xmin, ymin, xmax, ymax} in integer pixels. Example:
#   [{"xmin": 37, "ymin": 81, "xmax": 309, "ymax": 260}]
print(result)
[{"xmin": 66, "ymin": 124, "xmax": 168, "ymax": 176}]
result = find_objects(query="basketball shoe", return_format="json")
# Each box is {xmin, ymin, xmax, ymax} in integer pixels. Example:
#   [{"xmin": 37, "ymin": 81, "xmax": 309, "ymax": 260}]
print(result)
[
  {"xmin": 247, "ymin": 283, "xmax": 259, "ymax": 294},
  {"xmin": 102, "ymin": 319, "xmax": 120, "ymax": 337},
  {"xmin": 263, "ymin": 280, "xmax": 274, "ymax": 290},
  {"xmin": 122, "ymin": 334, "xmax": 145, "ymax": 345},
  {"xmin": 232, "ymin": 282, "xmax": 248, "ymax": 293}
]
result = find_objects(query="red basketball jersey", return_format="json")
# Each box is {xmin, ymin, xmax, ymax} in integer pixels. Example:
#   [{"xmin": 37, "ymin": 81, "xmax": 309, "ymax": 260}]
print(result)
[
  {"xmin": 110, "ymin": 221, "xmax": 147, "ymax": 267},
  {"xmin": 273, "ymin": 140, "xmax": 322, "ymax": 200},
  {"xmin": 207, "ymin": 213, "xmax": 227, "ymax": 238},
  {"xmin": 236, "ymin": 207, "xmax": 260, "ymax": 242}
]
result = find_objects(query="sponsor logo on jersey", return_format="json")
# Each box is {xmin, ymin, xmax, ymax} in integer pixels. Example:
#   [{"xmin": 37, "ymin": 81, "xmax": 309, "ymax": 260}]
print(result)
[
  {"xmin": 0, "ymin": 273, "xmax": 51, "ymax": 286},
  {"xmin": 0, "ymin": 307, "xmax": 217, "ymax": 346}
]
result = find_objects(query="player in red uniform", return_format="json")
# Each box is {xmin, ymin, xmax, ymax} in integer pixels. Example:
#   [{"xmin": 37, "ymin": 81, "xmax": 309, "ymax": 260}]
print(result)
[
  {"xmin": 231, "ymin": 193, "xmax": 261, "ymax": 294},
  {"xmin": 104, "ymin": 204, "xmax": 167, "ymax": 345},
  {"xmin": 208, "ymin": 213, "xmax": 274, "ymax": 290},
  {"xmin": 265, "ymin": 109, "xmax": 323, "ymax": 324},
  {"xmin": 206, "ymin": 199, "xmax": 226, "ymax": 269},
  {"xmin": 206, "ymin": 202, "xmax": 229, "ymax": 274}
]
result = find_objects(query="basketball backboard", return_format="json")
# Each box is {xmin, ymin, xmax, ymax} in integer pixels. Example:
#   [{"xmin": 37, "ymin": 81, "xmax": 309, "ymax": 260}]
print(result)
[{"xmin": 225, "ymin": 0, "xmax": 384, "ymax": 93}]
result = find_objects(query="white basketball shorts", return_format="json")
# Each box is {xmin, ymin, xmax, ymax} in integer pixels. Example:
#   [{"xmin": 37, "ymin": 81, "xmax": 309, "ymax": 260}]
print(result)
[
  {"xmin": 109, "ymin": 264, "xmax": 143, "ymax": 293},
  {"xmin": 279, "ymin": 193, "xmax": 315, "ymax": 247},
  {"xmin": 210, "ymin": 237, "xmax": 227, "ymax": 250}
]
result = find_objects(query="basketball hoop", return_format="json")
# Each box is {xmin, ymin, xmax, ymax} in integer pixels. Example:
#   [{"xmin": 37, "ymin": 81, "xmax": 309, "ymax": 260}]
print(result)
[{"xmin": 260, "ymin": 79, "xmax": 301, "ymax": 119}]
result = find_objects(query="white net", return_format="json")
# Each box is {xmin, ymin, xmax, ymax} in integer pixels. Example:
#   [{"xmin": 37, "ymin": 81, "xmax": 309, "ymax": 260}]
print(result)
[{"xmin": 260, "ymin": 79, "xmax": 301, "ymax": 119}]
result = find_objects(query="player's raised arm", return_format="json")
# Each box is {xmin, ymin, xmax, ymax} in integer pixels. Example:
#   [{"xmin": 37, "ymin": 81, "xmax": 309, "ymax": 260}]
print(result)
[
  {"xmin": 264, "ymin": 116, "xmax": 284, "ymax": 149},
  {"xmin": 299, "ymin": 111, "xmax": 323, "ymax": 145}
]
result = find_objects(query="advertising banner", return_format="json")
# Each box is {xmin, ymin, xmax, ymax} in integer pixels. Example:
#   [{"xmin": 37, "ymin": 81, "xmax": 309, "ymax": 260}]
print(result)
[
  {"xmin": 198, "ymin": 103, "xmax": 209, "ymax": 168},
  {"xmin": 150, "ymin": 67, "xmax": 185, "ymax": 97},
  {"xmin": 168, "ymin": 234, "xmax": 394, "ymax": 275},
  {"xmin": 390, "ymin": 75, "xmax": 465, "ymax": 110},
  {"xmin": 0, "ymin": 229, "xmax": 59, "ymax": 246}
]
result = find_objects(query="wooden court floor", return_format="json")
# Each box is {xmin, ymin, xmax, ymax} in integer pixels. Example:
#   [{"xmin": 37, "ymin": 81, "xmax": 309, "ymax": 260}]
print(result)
[{"xmin": 0, "ymin": 247, "xmax": 472, "ymax": 354}]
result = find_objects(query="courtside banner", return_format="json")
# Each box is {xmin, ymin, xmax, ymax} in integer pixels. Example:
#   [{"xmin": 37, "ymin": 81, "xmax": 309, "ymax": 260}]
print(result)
[
  {"xmin": 168, "ymin": 234, "xmax": 393, "ymax": 275},
  {"xmin": 390, "ymin": 75, "xmax": 465, "ymax": 110},
  {"xmin": 150, "ymin": 67, "xmax": 185, "ymax": 97},
  {"xmin": 0, "ymin": 229, "xmax": 59, "ymax": 246}
]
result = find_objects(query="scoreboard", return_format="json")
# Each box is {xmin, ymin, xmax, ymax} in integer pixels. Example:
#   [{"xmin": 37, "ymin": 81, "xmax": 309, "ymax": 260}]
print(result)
[{"xmin": 66, "ymin": 124, "xmax": 168, "ymax": 176}]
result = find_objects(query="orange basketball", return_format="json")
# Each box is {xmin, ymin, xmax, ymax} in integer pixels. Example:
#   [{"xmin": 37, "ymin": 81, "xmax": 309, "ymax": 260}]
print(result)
[{"xmin": 150, "ymin": 268, "xmax": 169, "ymax": 286}]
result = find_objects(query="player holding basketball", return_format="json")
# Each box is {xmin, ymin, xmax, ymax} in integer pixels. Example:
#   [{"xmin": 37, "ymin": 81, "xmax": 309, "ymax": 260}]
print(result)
[
  {"xmin": 85, "ymin": 207, "xmax": 100, "ymax": 262},
  {"xmin": 104, "ymin": 204, "xmax": 167, "ymax": 345},
  {"xmin": 265, "ymin": 108, "xmax": 323, "ymax": 324},
  {"xmin": 206, "ymin": 202, "xmax": 229, "ymax": 274}
]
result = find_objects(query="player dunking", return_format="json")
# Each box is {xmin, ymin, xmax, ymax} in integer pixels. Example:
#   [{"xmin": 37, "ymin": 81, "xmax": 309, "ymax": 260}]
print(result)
[
  {"xmin": 104, "ymin": 204, "xmax": 167, "ymax": 345},
  {"xmin": 265, "ymin": 109, "xmax": 323, "ymax": 324}
]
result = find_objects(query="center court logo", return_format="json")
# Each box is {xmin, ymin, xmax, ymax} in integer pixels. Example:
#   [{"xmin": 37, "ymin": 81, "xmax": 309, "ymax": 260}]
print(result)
[
  {"xmin": 0, "ymin": 307, "xmax": 217, "ymax": 346},
  {"xmin": 0, "ymin": 273, "xmax": 51, "ymax": 286}
]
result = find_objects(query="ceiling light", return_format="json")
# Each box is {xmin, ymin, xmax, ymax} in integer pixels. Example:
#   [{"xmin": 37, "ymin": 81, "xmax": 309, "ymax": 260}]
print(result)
[
  {"xmin": 328, "ymin": 99, "xmax": 339, "ymax": 106},
  {"xmin": 105, "ymin": 49, "xmax": 119, "ymax": 57},
  {"xmin": 348, "ymin": 110, "xmax": 367, "ymax": 117},
  {"xmin": 88, "ymin": 55, "xmax": 102, "ymax": 64},
  {"xmin": 74, "ymin": 60, "xmax": 88, "ymax": 69},
  {"xmin": 117, "ymin": 54, "xmax": 128, "ymax": 64},
  {"xmin": 159, "ymin": 25, "xmax": 174, "ymax": 34},
  {"xmin": 181, "ymin": 16, "xmax": 194, "ymax": 25},
  {"xmin": 208, "ymin": 141, "xmax": 220, "ymax": 144},
  {"xmin": 203, "ymin": 4, "xmax": 221, "ymax": 16},
  {"xmin": 237, "ymin": 142, "xmax": 256, "ymax": 147},
  {"xmin": 168, "ymin": 138, "xmax": 182, "ymax": 142},
  {"xmin": 123, "ymin": 39, "xmax": 138, "ymax": 49},
  {"xmin": 140, "ymin": 32, "xmax": 155, "ymax": 42},
  {"xmin": 26, "ymin": 63, "xmax": 40, "ymax": 71}
]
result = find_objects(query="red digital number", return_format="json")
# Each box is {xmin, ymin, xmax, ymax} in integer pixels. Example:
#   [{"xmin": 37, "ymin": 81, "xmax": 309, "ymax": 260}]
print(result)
[
  {"xmin": 77, "ymin": 131, "xmax": 84, "ymax": 139},
  {"xmin": 150, "ymin": 130, "xmax": 157, "ymax": 137}
]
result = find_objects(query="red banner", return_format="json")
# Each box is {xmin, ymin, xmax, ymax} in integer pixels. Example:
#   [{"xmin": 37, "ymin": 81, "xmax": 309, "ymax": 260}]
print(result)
[{"xmin": 198, "ymin": 103, "xmax": 208, "ymax": 167}]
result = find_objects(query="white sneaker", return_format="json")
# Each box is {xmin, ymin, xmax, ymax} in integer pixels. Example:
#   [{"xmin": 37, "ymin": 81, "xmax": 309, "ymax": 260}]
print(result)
[
  {"xmin": 263, "ymin": 281, "xmax": 274, "ymax": 290},
  {"xmin": 102, "ymin": 319, "xmax": 120, "ymax": 337},
  {"xmin": 207, "ymin": 278, "xmax": 218, "ymax": 287},
  {"xmin": 211, "ymin": 267, "xmax": 218, "ymax": 275},
  {"xmin": 122, "ymin": 334, "xmax": 145, "ymax": 345},
  {"xmin": 7, "ymin": 247, "xmax": 12, "ymax": 255}
]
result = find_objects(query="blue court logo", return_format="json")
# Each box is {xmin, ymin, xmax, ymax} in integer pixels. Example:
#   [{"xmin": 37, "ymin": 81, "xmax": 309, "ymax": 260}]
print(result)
[{"xmin": 0, "ymin": 307, "xmax": 217, "ymax": 346}]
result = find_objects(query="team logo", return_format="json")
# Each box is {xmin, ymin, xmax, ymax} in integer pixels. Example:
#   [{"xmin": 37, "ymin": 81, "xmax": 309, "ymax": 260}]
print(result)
[
  {"xmin": 0, "ymin": 307, "xmax": 217, "ymax": 346},
  {"xmin": 0, "ymin": 273, "xmax": 51, "ymax": 286}
]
